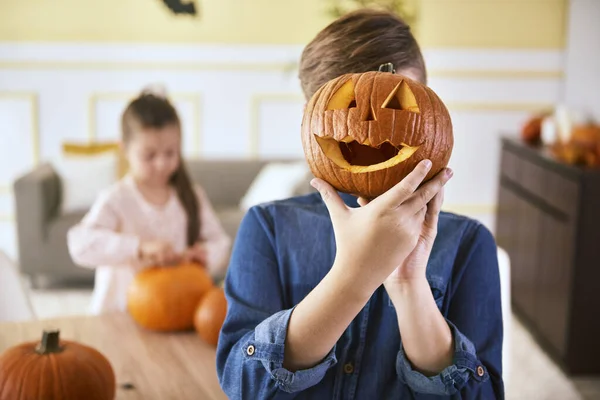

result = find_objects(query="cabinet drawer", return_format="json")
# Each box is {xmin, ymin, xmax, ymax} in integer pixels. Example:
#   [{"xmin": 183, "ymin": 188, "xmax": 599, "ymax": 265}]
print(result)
[
  {"xmin": 520, "ymin": 158, "xmax": 546, "ymax": 200},
  {"xmin": 501, "ymin": 149, "xmax": 521, "ymax": 183},
  {"xmin": 544, "ymin": 171, "xmax": 579, "ymax": 217}
]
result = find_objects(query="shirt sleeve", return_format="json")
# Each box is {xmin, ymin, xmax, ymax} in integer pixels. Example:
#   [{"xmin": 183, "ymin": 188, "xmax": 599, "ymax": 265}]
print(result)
[
  {"xmin": 195, "ymin": 185, "xmax": 232, "ymax": 278},
  {"xmin": 67, "ymin": 190, "xmax": 141, "ymax": 268},
  {"xmin": 216, "ymin": 206, "xmax": 337, "ymax": 399},
  {"xmin": 395, "ymin": 223, "xmax": 505, "ymax": 398}
]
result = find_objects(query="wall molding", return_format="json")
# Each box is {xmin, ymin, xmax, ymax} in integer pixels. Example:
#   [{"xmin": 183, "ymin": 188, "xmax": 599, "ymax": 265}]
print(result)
[
  {"xmin": 0, "ymin": 43, "xmax": 565, "ymax": 78},
  {"xmin": 249, "ymin": 93, "xmax": 305, "ymax": 159},
  {"xmin": 0, "ymin": 60, "xmax": 564, "ymax": 80},
  {"xmin": 0, "ymin": 92, "xmax": 40, "ymax": 190},
  {"xmin": 88, "ymin": 92, "xmax": 202, "ymax": 155},
  {"xmin": 428, "ymin": 69, "xmax": 564, "ymax": 79},
  {"xmin": 445, "ymin": 102, "xmax": 554, "ymax": 113},
  {"xmin": 0, "ymin": 60, "xmax": 300, "ymax": 72}
]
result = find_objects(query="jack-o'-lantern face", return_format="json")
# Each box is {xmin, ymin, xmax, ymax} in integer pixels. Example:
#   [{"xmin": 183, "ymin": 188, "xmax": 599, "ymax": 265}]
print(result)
[{"xmin": 301, "ymin": 68, "xmax": 453, "ymax": 199}]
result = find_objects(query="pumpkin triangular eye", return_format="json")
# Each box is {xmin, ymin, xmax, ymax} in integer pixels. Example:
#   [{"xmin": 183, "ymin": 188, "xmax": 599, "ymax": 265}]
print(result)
[
  {"xmin": 381, "ymin": 81, "xmax": 420, "ymax": 113},
  {"xmin": 327, "ymin": 80, "xmax": 356, "ymax": 110}
]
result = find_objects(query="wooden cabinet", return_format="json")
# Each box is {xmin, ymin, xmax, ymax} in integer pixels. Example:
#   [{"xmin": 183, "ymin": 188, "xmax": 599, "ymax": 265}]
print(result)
[{"xmin": 496, "ymin": 137, "xmax": 600, "ymax": 375}]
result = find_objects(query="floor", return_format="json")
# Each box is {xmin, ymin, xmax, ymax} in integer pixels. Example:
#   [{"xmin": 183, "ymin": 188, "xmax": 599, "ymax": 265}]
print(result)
[{"xmin": 26, "ymin": 286, "xmax": 600, "ymax": 400}]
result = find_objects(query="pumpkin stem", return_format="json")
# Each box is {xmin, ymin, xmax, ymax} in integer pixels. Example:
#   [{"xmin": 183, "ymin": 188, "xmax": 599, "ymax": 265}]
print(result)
[
  {"xmin": 378, "ymin": 63, "xmax": 396, "ymax": 74},
  {"xmin": 36, "ymin": 330, "xmax": 63, "ymax": 354}
]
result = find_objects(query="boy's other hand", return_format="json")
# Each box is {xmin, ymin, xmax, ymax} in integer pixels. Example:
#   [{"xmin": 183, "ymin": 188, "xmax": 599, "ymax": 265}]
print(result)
[
  {"xmin": 139, "ymin": 240, "xmax": 180, "ymax": 266},
  {"xmin": 310, "ymin": 160, "xmax": 452, "ymax": 293}
]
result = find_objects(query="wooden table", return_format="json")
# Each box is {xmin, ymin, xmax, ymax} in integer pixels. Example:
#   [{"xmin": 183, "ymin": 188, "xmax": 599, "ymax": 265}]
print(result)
[{"xmin": 0, "ymin": 313, "xmax": 227, "ymax": 400}]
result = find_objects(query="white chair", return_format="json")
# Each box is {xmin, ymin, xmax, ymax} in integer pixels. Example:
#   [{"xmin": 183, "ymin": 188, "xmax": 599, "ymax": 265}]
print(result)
[
  {"xmin": 497, "ymin": 246, "xmax": 511, "ymax": 384},
  {"xmin": 0, "ymin": 250, "xmax": 36, "ymax": 322}
]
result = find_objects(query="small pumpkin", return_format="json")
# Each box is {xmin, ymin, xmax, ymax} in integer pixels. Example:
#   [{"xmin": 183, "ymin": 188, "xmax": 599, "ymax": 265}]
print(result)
[
  {"xmin": 127, "ymin": 262, "xmax": 214, "ymax": 331},
  {"xmin": 0, "ymin": 330, "xmax": 116, "ymax": 400},
  {"xmin": 570, "ymin": 123, "xmax": 600, "ymax": 151},
  {"xmin": 552, "ymin": 123, "xmax": 600, "ymax": 167},
  {"xmin": 194, "ymin": 286, "xmax": 227, "ymax": 346},
  {"xmin": 521, "ymin": 115, "xmax": 545, "ymax": 145},
  {"xmin": 301, "ymin": 63, "xmax": 453, "ymax": 199}
]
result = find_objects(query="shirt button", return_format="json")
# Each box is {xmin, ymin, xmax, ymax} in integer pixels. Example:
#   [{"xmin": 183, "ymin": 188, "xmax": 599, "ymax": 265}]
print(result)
[
  {"xmin": 246, "ymin": 345, "xmax": 255, "ymax": 356},
  {"xmin": 477, "ymin": 365, "xmax": 485, "ymax": 377},
  {"xmin": 343, "ymin": 362, "xmax": 354, "ymax": 374}
]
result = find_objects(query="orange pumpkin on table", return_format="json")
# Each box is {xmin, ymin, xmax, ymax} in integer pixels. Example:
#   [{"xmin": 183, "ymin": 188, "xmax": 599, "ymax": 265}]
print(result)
[
  {"xmin": 127, "ymin": 262, "xmax": 213, "ymax": 331},
  {"xmin": 301, "ymin": 63, "xmax": 453, "ymax": 199},
  {"xmin": 194, "ymin": 286, "xmax": 228, "ymax": 346},
  {"xmin": 0, "ymin": 330, "xmax": 116, "ymax": 400}
]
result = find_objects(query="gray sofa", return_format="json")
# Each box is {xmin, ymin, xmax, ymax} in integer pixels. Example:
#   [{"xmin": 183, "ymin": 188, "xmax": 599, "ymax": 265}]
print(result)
[{"xmin": 13, "ymin": 159, "xmax": 313, "ymax": 288}]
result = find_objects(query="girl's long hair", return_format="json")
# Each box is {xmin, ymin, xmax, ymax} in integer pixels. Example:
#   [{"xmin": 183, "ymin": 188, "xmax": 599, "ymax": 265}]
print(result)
[{"xmin": 121, "ymin": 89, "xmax": 199, "ymax": 246}]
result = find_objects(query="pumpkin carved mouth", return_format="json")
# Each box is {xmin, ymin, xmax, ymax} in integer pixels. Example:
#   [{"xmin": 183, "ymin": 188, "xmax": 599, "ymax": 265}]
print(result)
[{"xmin": 315, "ymin": 135, "xmax": 420, "ymax": 173}]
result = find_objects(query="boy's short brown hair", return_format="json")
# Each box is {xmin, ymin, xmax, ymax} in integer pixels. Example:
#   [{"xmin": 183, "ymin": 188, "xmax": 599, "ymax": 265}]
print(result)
[{"xmin": 299, "ymin": 9, "xmax": 426, "ymax": 100}]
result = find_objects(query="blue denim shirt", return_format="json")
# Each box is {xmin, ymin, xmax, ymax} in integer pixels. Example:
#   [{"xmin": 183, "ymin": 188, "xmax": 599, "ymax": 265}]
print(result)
[{"xmin": 216, "ymin": 192, "xmax": 504, "ymax": 399}]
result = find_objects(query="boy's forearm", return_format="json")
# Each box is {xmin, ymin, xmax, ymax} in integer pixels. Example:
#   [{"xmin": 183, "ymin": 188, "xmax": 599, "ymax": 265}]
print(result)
[
  {"xmin": 387, "ymin": 277, "xmax": 453, "ymax": 376},
  {"xmin": 283, "ymin": 263, "xmax": 373, "ymax": 372}
]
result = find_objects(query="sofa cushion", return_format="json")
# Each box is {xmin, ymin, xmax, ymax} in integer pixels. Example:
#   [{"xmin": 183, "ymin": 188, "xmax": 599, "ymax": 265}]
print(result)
[
  {"xmin": 186, "ymin": 160, "xmax": 271, "ymax": 208},
  {"xmin": 52, "ymin": 152, "xmax": 119, "ymax": 214},
  {"xmin": 239, "ymin": 161, "xmax": 309, "ymax": 211},
  {"xmin": 215, "ymin": 207, "xmax": 247, "ymax": 242}
]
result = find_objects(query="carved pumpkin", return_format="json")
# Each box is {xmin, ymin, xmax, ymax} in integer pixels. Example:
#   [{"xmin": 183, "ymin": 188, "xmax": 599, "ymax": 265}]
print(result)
[
  {"xmin": 194, "ymin": 286, "xmax": 227, "ymax": 347},
  {"xmin": 0, "ymin": 330, "xmax": 116, "ymax": 400},
  {"xmin": 301, "ymin": 64, "xmax": 453, "ymax": 199},
  {"xmin": 127, "ymin": 262, "xmax": 214, "ymax": 331}
]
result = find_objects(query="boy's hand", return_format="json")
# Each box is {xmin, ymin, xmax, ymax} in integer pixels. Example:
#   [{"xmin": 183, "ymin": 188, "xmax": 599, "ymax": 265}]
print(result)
[
  {"xmin": 385, "ymin": 187, "xmax": 444, "ymax": 286},
  {"xmin": 183, "ymin": 242, "xmax": 208, "ymax": 266},
  {"xmin": 310, "ymin": 159, "xmax": 452, "ymax": 294},
  {"xmin": 138, "ymin": 240, "xmax": 180, "ymax": 266},
  {"xmin": 358, "ymin": 187, "xmax": 445, "ymax": 287}
]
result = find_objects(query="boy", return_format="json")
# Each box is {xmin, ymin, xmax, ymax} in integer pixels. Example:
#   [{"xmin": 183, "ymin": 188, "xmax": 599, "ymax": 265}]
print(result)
[{"xmin": 217, "ymin": 9, "xmax": 504, "ymax": 399}]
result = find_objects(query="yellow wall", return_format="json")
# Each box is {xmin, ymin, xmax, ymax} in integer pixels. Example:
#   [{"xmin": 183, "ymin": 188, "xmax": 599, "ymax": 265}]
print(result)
[
  {"xmin": 0, "ymin": 0, "xmax": 567, "ymax": 48},
  {"xmin": 419, "ymin": 0, "xmax": 568, "ymax": 48}
]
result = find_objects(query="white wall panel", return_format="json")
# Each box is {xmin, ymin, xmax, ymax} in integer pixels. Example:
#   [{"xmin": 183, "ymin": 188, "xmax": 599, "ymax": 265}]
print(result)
[{"xmin": 0, "ymin": 43, "xmax": 565, "ymax": 256}]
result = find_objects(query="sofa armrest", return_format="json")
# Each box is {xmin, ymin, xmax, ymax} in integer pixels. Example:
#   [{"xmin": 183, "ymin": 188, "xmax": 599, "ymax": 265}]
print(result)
[{"xmin": 13, "ymin": 163, "xmax": 61, "ymax": 250}]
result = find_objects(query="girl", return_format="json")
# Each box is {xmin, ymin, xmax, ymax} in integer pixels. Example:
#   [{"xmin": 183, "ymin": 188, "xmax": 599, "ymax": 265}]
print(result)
[{"xmin": 68, "ymin": 88, "xmax": 231, "ymax": 315}]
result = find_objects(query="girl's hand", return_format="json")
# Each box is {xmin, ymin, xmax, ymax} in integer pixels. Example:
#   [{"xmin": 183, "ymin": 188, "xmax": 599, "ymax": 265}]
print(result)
[
  {"xmin": 138, "ymin": 240, "xmax": 180, "ymax": 266},
  {"xmin": 183, "ymin": 242, "xmax": 208, "ymax": 266},
  {"xmin": 310, "ymin": 160, "xmax": 453, "ymax": 294}
]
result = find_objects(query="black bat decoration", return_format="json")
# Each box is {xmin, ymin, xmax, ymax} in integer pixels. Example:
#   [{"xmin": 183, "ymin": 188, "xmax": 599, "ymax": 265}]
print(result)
[{"xmin": 162, "ymin": 0, "xmax": 198, "ymax": 16}]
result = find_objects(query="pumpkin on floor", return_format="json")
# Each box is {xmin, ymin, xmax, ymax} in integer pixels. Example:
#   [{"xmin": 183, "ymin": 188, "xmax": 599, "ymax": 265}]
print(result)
[
  {"xmin": 127, "ymin": 262, "xmax": 214, "ymax": 331},
  {"xmin": 301, "ymin": 63, "xmax": 453, "ymax": 199},
  {"xmin": 194, "ymin": 286, "xmax": 227, "ymax": 346},
  {"xmin": 0, "ymin": 330, "xmax": 115, "ymax": 400}
]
